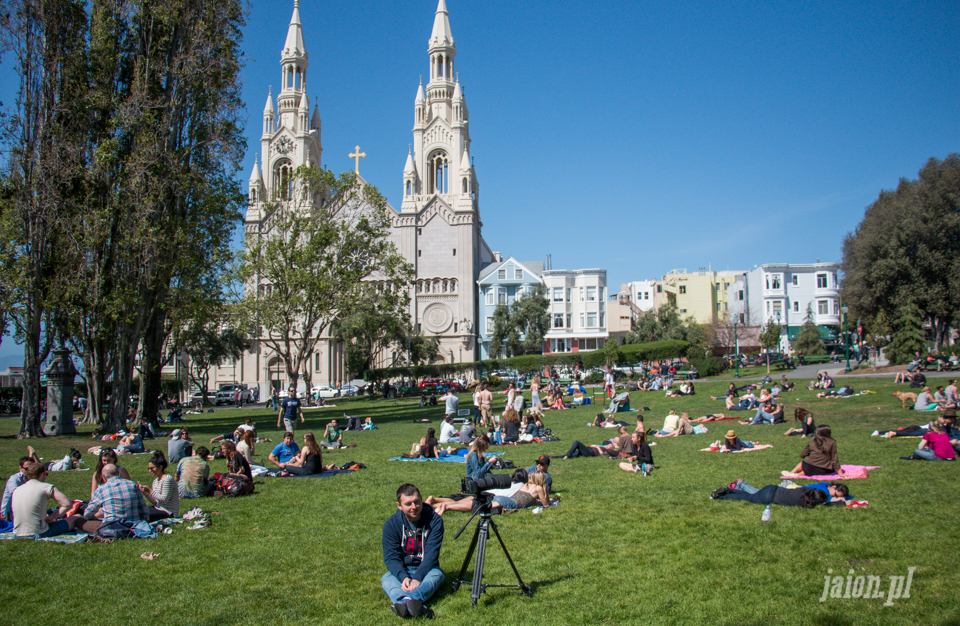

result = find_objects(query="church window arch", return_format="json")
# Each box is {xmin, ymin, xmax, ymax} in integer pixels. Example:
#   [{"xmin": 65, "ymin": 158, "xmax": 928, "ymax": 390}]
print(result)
[
  {"xmin": 428, "ymin": 151, "xmax": 449, "ymax": 194},
  {"xmin": 275, "ymin": 159, "xmax": 294, "ymax": 201},
  {"xmin": 406, "ymin": 180, "xmax": 412, "ymax": 196},
  {"xmin": 462, "ymin": 177, "xmax": 468, "ymax": 193},
  {"xmin": 450, "ymin": 279, "xmax": 457, "ymax": 292}
]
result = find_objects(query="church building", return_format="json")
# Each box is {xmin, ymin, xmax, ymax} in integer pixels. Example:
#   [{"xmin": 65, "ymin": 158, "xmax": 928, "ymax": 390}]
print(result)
[{"xmin": 221, "ymin": 0, "xmax": 493, "ymax": 395}]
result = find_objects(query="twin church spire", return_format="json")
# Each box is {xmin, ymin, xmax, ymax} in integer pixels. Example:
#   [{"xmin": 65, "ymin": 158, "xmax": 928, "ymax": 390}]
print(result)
[{"xmin": 252, "ymin": 1, "xmax": 477, "ymax": 214}]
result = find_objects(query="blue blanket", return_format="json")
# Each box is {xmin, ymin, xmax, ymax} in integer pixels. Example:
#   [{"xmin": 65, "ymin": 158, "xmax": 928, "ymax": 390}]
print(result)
[{"xmin": 389, "ymin": 451, "xmax": 504, "ymax": 462}]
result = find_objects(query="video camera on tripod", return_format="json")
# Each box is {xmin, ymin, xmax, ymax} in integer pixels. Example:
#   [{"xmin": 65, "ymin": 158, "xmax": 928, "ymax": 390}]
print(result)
[{"xmin": 452, "ymin": 470, "xmax": 532, "ymax": 606}]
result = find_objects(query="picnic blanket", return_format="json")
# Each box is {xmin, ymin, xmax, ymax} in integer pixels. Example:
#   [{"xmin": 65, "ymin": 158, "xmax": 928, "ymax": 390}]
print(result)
[
  {"xmin": 259, "ymin": 469, "xmax": 354, "ymax": 478},
  {"xmin": 780, "ymin": 465, "xmax": 881, "ymax": 480},
  {"xmin": 0, "ymin": 531, "xmax": 91, "ymax": 544},
  {"xmin": 699, "ymin": 444, "xmax": 773, "ymax": 453},
  {"xmin": 390, "ymin": 450, "xmax": 504, "ymax": 462}
]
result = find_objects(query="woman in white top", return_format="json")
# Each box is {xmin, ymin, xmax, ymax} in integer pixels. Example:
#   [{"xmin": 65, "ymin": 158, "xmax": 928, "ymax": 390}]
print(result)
[
  {"xmin": 138, "ymin": 452, "xmax": 179, "ymax": 521},
  {"xmin": 236, "ymin": 429, "xmax": 256, "ymax": 464}
]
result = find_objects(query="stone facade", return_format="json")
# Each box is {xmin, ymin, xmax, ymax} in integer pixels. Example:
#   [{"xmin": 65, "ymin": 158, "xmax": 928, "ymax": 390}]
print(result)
[{"xmin": 206, "ymin": 0, "xmax": 492, "ymax": 397}]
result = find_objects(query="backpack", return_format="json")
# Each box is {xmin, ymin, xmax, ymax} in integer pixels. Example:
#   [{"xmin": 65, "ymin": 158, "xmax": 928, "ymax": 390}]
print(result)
[
  {"xmin": 216, "ymin": 473, "xmax": 254, "ymax": 497},
  {"xmin": 97, "ymin": 520, "xmax": 134, "ymax": 540}
]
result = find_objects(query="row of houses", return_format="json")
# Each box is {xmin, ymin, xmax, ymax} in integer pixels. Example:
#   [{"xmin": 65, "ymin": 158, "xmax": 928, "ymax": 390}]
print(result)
[{"xmin": 478, "ymin": 258, "xmax": 842, "ymax": 359}]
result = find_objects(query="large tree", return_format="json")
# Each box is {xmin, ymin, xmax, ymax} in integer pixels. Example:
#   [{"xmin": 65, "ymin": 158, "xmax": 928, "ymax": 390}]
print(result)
[
  {"xmin": 758, "ymin": 318, "xmax": 782, "ymax": 372},
  {"xmin": 239, "ymin": 168, "xmax": 412, "ymax": 391},
  {"xmin": 182, "ymin": 321, "xmax": 248, "ymax": 403},
  {"xmin": 488, "ymin": 284, "xmax": 550, "ymax": 358},
  {"xmin": 842, "ymin": 154, "xmax": 960, "ymax": 350},
  {"xmin": 0, "ymin": 0, "xmax": 89, "ymax": 437}
]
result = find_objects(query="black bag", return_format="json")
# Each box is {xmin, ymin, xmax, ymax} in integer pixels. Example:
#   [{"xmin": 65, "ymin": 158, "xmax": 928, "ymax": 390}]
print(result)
[{"xmin": 97, "ymin": 520, "xmax": 134, "ymax": 540}]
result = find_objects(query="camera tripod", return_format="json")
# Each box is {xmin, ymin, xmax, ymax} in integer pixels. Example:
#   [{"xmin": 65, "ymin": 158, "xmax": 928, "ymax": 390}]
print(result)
[{"xmin": 451, "ymin": 501, "xmax": 532, "ymax": 606}]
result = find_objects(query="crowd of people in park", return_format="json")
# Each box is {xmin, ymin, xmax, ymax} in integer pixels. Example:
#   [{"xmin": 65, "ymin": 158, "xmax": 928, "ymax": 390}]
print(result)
[{"xmin": 6, "ymin": 354, "xmax": 960, "ymax": 619}]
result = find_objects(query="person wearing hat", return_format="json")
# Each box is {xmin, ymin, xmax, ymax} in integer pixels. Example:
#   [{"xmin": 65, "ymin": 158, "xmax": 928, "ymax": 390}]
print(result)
[
  {"xmin": 526, "ymin": 455, "xmax": 553, "ymax": 493},
  {"xmin": 721, "ymin": 430, "xmax": 755, "ymax": 452},
  {"xmin": 167, "ymin": 428, "xmax": 193, "ymax": 465}
]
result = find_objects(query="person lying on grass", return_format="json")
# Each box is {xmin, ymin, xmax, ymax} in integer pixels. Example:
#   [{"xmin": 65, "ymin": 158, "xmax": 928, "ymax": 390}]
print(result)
[
  {"xmin": 720, "ymin": 430, "xmax": 755, "ymax": 451},
  {"xmin": 425, "ymin": 470, "xmax": 549, "ymax": 515},
  {"xmin": 710, "ymin": 479, "xmax": 849, "ymax": 507},
  {"xmin": 25, "ymin": 446, "xmax": 82, "ymax": 472},
  {"xmin": 689, "ymin": 413, "xmax": 728, "ymax": 423},
  {"xmin": 278, "ymin": 433, "xmax": 337, "ymax": 475},
  {"xmin": 655, "ymin": 411, "xmax": 694, "ymax": 437},
  {"xmin": 782, "ymin": 426, "xmax": 845, "ymax": 477},
  {"xmin": 817, "ymin": 386, "xmax": 855, "ymax": 398},
  {"xmin": 563, "ymin": 427, "xmax": 636, "ymax": 458},
  {"xmin": 784, "ymin": 407, "xmax": 816, "ymax": 437},
  {"xmin": 710, "ymin": 383, "xmax": 739, "ymax": 401}
]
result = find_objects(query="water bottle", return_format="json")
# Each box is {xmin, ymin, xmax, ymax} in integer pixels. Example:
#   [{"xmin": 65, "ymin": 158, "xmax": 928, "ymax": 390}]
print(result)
[{"xmin": 761, "ymin": 505, "xmax": 772, "ymax": 523}]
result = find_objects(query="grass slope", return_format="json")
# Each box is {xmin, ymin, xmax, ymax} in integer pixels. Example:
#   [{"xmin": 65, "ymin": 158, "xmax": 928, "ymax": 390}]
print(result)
[{"xmin": 0, "ymin": 378, "xmax": 957, "ymax": 626}]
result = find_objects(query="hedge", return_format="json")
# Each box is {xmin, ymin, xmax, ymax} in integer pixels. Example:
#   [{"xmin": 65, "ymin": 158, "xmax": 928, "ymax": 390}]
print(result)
[{"xmin": 364, "ymin": 340, "xmax": 690, "ymax": 381}]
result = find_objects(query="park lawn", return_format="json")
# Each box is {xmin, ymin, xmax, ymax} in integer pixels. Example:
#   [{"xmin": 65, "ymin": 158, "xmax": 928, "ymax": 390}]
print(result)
[{"xmin": 0, "ymin": 378, "xmax": 957, "ymax": 626}]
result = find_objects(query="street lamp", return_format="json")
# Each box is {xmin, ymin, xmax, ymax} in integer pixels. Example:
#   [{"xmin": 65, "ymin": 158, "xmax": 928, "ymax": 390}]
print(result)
[
  {"xmin": 842, "ymin": 305, "xmax": 851, "ymax": 373},
  {"xmin": 734, "ymin": 320, "xmax": 740, "ymax": 378},
  {"xmin": 477, "ymin": 331, "xmax": 484, "ymax": 381}
]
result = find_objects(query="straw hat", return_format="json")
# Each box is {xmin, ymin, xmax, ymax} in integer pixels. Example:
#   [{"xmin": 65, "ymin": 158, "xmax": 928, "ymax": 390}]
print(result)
[{"xmin": 725, "ymin": 430, "xmax": 737, "ymax": 440}]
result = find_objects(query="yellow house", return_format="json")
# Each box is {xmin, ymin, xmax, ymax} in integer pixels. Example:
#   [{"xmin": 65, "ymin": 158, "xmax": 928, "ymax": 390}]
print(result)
[{"xmin": 659, "ymin": 269, "xmax": 744, "ymax": 324}]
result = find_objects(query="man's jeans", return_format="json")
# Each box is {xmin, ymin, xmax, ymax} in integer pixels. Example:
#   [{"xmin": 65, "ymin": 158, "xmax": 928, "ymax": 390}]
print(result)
[
  {"xmin": 381, "ymin": 566, "xmax": 445, "ymax": 603},
  {"xmin": 750, "ymin": 410, "xmax": 775, "ymax": 425}
]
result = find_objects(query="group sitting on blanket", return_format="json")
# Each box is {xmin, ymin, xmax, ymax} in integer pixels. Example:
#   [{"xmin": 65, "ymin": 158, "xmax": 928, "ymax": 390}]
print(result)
[
  {"xmin": 809, "ymin": 373, "xmax": 834, "ymax": 390},
  {"xmin": 654, "ymin": 410, "xmax": 703, "ymax": 437},
  {"xmin": 711, "ymin": 479, "xmax": 850, "ymax": 507},
  {"xmin": 896, "ymin": 419, "xmax": 958, "ymax": 461}
]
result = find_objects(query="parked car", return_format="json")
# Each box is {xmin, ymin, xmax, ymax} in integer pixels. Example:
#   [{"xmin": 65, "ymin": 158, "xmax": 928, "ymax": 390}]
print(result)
[
  {"xmin": 188, "ymin": 390, "xmax": 215, "ymax": 405},
  {"xmin": 310, "ymin": 384, "xmax": 340, "ymax": 399},
  {"xmin": 339, "ymin": 384, "xmax": 359, "ymax": 397},
  {"xmin": 216, "ymin": 384, "xmax": 252, "ymax": 405}
]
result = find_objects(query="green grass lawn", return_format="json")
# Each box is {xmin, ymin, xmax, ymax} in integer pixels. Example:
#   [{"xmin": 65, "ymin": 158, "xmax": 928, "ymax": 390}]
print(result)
[{"xmin": 0, "ymin": 378, "xmax": 957, "ymax": 626}]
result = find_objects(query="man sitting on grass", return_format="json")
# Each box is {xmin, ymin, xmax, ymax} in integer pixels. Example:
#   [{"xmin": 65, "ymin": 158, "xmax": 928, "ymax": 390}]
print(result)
[
  {"xmin": 81, "ymin": 464, "xmax": 149, "ymax": 533},
  {"xmin": 381, "ymin": 483, "xmax": 444, "ymax": 619},
  {"xmin": 321, "ymin": 420, "xmax": 345, "ymax": 449},
  {"xmin": 269, "ymin": 432, "xmax": 300, "ymax": 467},
  {"xmin": 177, "ymin": 447, "xmax": 212, "ymax": 498},
  {"xmin": 2, "ymin": 457, "xmax": 32, "ymax": 522},
  {"xmin": 11, "ymin": 462, "xmax": 85, "ymax": 538}
]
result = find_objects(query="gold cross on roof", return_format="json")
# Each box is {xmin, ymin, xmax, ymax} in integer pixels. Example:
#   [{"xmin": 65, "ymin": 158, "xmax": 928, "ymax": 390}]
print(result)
[{"xmin": 349, "ymin": 145, "xmax": 366, "ymax": 174}]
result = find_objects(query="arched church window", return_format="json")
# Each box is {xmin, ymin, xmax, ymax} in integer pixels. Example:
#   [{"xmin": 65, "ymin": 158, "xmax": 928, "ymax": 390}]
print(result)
[
  {"xmin": 450, "ymin": 279, "xmax": 457, "ymax": 292},
  {"xmin": 275, "ymin": 160, "xmax": 294, "ymax": 201},
  {"xmin": 428, "ymin": 151, "xmax": 448, "ymax": 194},
  {"xmin": 406, "ymin": 180, "xmax": 412, "ymax": 196},
  {"xmin": 442, "ymin": 279, "xmax": 448, "ymax": 293},
  {"xmin": 438, "ymin": 54, "xmax": 444, "ymax": 78},
  {"xmin": 462, "ymin": 177, "xmax": 468, "ymax": 193},
  {"xmin": 433, "ymin": 279, "xmax": 440, "ymax": 293}
]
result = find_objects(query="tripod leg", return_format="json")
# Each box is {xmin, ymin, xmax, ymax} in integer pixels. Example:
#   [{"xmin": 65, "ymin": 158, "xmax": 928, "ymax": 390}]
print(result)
[
  {"xmin": 453, "ymin": 521, "xmax": 482, "ymax": 592},
  {"xmin": 488, "ymin": 519, "xmax": 532, "ymax": 596},
  {"xmin": 471, "ymin": 519, "xmax": 489, "ymax": 607}
]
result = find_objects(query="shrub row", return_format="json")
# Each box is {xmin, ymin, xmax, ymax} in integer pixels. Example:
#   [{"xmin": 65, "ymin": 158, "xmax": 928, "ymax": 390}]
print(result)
[{"xmin": 364, "ymin": 340, "xmax": 690, "ymax": 381}]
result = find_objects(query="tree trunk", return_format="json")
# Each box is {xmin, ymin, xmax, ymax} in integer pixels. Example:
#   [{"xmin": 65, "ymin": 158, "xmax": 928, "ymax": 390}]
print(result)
[{"xmin": 139, "ymin": 305, "xmax": 166, "ymax": 429}]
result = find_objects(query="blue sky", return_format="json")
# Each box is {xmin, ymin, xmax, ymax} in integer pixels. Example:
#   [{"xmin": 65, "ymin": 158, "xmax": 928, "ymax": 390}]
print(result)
[{"xmin": 0, "ymin": 0, "xmax": 957, "ymax": 360}]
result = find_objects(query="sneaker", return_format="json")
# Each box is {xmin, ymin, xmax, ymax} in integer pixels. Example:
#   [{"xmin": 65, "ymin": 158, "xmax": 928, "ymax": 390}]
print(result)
[
  {"xmin": 404, "ymin": 599, "xmax": 423, "ymax": 618},
  {"xmin": 391, "ymin": 601, "xmax": 409, "ymax": 618},
  {"xmin": 642, "ymin": 466, "xmax": 650, "ymax": 477}
]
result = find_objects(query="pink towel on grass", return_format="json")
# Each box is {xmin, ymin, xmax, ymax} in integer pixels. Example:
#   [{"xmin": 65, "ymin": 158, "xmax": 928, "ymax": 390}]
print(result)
[
  {"xmin": 698, "ymin": 444, "xmax": 773, "ymax": 453},
  {"xmin": 780, "ymin": 465, "xmax": 881, "ymax": 480}
]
